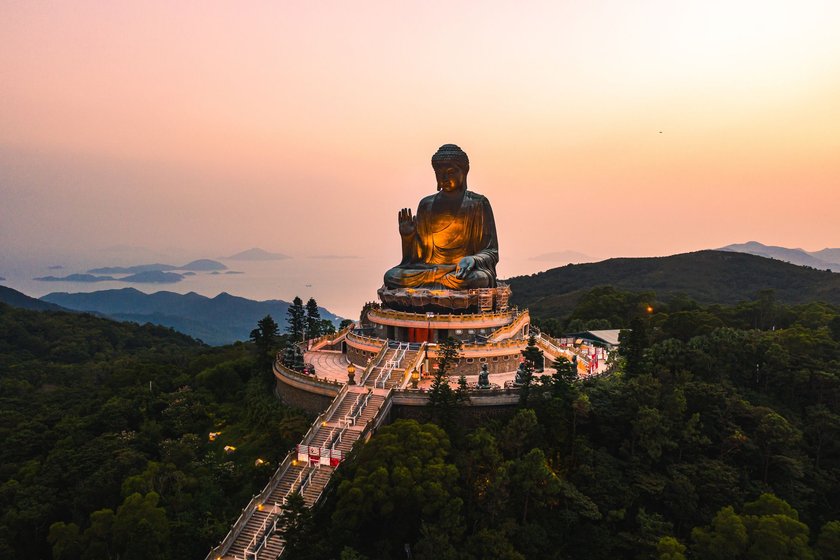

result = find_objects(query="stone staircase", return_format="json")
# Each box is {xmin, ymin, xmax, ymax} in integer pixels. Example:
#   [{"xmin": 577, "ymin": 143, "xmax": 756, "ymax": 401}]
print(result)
[
  {"xmin": 211, "ymin": 384, "xmax": 392, "ymax": 560},
  {"xmin": 365, "ymin": 344, "xmax": 419, "ymax": 389}
]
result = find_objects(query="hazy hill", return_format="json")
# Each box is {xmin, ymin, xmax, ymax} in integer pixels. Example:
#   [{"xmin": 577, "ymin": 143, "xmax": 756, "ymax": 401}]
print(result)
[
  {"xmin": 719, "ymin": 241, "xmax": 840, "ymax": 271},
  {"xmin": 120, "ymin": 271, "xmax": 184, "ymax": 283},
  {"xmin": 41, "ymin": 288, "xmax": 341, "ymax": 345},
  {"xmin": 88, "ymin": 259, "xmax": 226, "ymax": 274},
  {"xmin": 223, "ymin": 248, "xmax": 290, "ymax": 261},
  {"xmin": 35, "ymin": 273, "xmax": 117, "ymax": 282},
  {"xmin": 507, "ymin": 250, "xmax": 840, "ymax": 319},
  {"xmin": 0, "ymin": 285, "xmax": 67, "ymax": 312},
  {"xmin": 812, "ymin": 248, "xmax": 840, "ymax": 263}
]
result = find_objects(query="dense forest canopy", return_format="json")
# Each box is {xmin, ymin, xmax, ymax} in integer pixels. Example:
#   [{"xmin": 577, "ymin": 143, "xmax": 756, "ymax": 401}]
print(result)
[
  {"xmin": 0, "ymin": 304, "xmax": 309, "ymax": 558},
  {"xmin": 2, "ymin": 279, "xmax": 840, "ymax": 559},
  {"xmin": 291, "ymin": 288, "xmax": 840, "ymax": 559}
]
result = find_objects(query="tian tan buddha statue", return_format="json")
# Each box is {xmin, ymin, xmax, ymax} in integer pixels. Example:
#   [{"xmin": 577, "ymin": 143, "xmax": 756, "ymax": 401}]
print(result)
[{"xmin": 383, "ymin": 144, "xmax": 499, "ymax": 291}]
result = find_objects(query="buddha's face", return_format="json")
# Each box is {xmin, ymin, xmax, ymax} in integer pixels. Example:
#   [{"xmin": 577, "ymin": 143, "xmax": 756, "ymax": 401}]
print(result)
[{"xmin": 433, "ymin": 162, "xmax": 466, "ymax": 193}]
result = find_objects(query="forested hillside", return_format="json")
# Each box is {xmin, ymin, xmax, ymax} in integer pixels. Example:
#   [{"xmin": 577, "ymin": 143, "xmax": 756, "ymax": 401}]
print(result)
[
  {"xmin": 507, "ymin": 250, "xmax": 840, "ymax": 320},
  {"xmin": 285, "ymin": 295, "xmax": 840, "ymax": 559},
  {"xmin": 0, "ymin": 304, "xmax": 308, "ymax": 558},
  {"xmin": 40, "ymin": 288, "xmax": 341, "ymax": 345},
  {"xmin": 3, "ymin": 287, "xmax": 840, "ymax": 559}
]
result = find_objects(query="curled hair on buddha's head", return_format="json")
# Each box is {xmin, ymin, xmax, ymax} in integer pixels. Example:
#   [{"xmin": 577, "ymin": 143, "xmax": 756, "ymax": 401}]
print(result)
[{"xmin": 431, "ymin": 144, "xmax": 469, "ymax": 173}]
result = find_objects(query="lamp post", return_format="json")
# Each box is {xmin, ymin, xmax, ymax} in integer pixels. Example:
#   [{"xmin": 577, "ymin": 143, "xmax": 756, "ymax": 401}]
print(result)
[
  {"xmin": 411, "ymin": 369, "xmax": 420, "ymax": 389},
  {"xmin": 347, "ymin": 362, "xmax": 356, "ymax": 385}
]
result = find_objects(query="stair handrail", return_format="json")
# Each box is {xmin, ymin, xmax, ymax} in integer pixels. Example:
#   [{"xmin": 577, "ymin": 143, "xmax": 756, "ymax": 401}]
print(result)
[
  {"xmin": 386, "ymin": 343, "xmax": 411, "ymax": 388},
  {"xmin": 245, "ymin": 512, "xmax": 272, "ymax": 559},
  {"xmin": 356, "ymin": 388, "xmax": 393, "ymax": 444},
  {"xmin": 532, "ymin": 329, "xmax": 590, "ymax": 369},
  {"xmin": 330, "ymin": 427, "xmax": 346, "ymax": 450},
  {"xmin": 341, "ymin": 394, "xmax": 362, "ymax": 427},
  {"xmin": 308, "ymin": 321, "xmax": 354, "ymax": 350},
  {"xmin": 205, "ymin": 442, "xmax": 299, "ymax": 560},
  {"xmin": 359, "ymin": 345, "xmax": 390, "ymax": 385},
  {"xmin": 319, "ymin": 384, "xmax": 352, "ymax": 426},
  {"xmin": 487, "ymin": 309, "xmax": 530, "ymax": 342},
  {"xmin": 307, "ymin": 466, "xmax": 331, "ymax": 509},
  {"xmin": 284, "ymin": 465, "xmax": 309, "ymax": 503},
  {"xmin": 253, "ymin": 515, "xmax": 281, "ymax": 560},
  {"xmin": 375, "ymin": 342, "xmax": 408, "ymax": 388},
  {"xmin": 373, "ymin": 364, "xmax": 391, "ymax": 389},
  {"xmin": 400, "ymin": 345, "xmax": 426, "ymax": 389}
]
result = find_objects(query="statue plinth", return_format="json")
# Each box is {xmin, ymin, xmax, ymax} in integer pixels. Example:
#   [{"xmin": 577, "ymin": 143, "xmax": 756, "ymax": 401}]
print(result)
[{"xmin": 377, "ymin": 283, "xmax": 510, "ymax": 314}]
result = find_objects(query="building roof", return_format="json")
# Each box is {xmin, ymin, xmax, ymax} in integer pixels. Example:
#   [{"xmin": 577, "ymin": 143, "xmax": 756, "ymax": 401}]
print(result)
[{"xmin": 583, "ymin": 329, "xmax": 622, "ymax": 346}]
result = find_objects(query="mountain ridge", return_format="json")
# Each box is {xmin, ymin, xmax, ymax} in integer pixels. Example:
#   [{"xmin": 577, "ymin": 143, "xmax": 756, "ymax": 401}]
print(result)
[
  {"xmin": 507, "ymin": 249, "xmax": 840, "ymax": 319},
  {"xmin": 719, "ymin": 241, "xmax": 840, "ymax": 271},
  {"xmin": 40, "ymin": 288, "xmax": 341, "ymax": 345}
]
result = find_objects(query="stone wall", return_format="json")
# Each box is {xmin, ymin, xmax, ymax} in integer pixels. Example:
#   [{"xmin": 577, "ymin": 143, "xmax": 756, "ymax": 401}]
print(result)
[
  {"xmin": 431, "ymin": 352, "xmax": 521, "ymax": 376},
  {"xmin": 347, "ymin": 346, "xmax": 379, "ymax": 367},
  {"xmin": 274, "ymin": 378, "xmax": 335, "ymax": 414},
  {"xmin": 273, "ymin": 362, "xmax": 340, "ymax": 414}
]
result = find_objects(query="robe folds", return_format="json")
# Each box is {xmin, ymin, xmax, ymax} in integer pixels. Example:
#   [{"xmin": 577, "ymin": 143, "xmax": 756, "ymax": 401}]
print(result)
[{"xmin": 384, "ymin": 190, "xmax": 499, "ymax": 290}]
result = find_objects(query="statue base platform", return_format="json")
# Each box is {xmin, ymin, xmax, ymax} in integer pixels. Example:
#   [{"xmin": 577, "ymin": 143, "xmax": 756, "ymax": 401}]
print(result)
[{"xmin": 377, "ymin": 283, "xmax": 511, "ymax": 314}]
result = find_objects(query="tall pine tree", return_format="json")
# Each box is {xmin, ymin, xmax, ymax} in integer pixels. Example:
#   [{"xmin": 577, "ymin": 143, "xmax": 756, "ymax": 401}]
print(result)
[
  {"xmin": 305, "ymin": 297, "xmax": 322, "ymax": 339},
  {"xmin": 286, "ymin": 296, "xmax": 306, "ymax": 342}
]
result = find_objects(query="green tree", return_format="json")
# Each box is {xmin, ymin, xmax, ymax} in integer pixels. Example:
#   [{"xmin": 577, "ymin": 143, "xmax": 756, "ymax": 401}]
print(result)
[
  {"xmin": 620, "ymin": 317, "xmax": 650, "ymax": 377},
  {"xmin": 500, "ymin": 409, "xmax": 540, "ymax": 459},
  {"xmin": 754, "ymin": 411, "xmax": 802, "ymax": 483},
  {"xmin": 816, "ymin": 521, "xmax": 840, "ymax": 560},
  {"xmin": 656, "ymin": 536, "xmax": 687, "ymax": 560},
  {"xmin": 691, "ymin": 495, "xmax": 817, "ymax": 560},
  {"xmin": 521, "ymin": 334, "xmax": 545, "ymax": 372},
  {"xmin": 286, "ymin": 296, "xmax": 306, "ymax": 342},
  {"xmin": 250, "ymin": 314, "xmax": 280, "ymax": 373},
  {"xmin": 691, "ymin": 505, "xmax": 748, "ymax": 559},
  {"xmin": 305, "ymin": 297, "xmax": 322, "ymax": 339},
  {"xmin": 47, "ymin": 522, "xmax": 82, "ymax": 560},
  {"xmin": 320, "ymin": 318, "xmax": 337, "ymax": 335},
  {"xmin": 457, "ymin": 428, "xmax": 504, "ymax": 525},
  {"xmin": 276, "ymin": 491, "xmax": 316, "ymax": 559},
  {"xmin": 330, "ymin": 420, "xmax": 463, "ymax": 557},
  {"xmin": 428, "ymin": 337, "xmax": 462, "ymax": 430},
  {"xmin": 506, "ymin": 447, "xmax": 561, "ymax": 524},
  {"xmin": 112, "ymin": 492, "xmax": 170, "ymax": 560}
]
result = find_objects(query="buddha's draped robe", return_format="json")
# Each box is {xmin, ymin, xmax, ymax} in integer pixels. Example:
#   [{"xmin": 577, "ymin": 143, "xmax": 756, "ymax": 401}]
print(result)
[{"xmin": 384, "ymin": 190, "xmax": 498, "ymax": 290}]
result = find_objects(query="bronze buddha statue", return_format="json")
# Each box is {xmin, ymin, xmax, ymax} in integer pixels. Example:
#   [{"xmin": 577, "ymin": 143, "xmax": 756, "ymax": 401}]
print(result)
[{"xmin": 383, "ymin": 144, "xmax": 499, "ymax": 291}]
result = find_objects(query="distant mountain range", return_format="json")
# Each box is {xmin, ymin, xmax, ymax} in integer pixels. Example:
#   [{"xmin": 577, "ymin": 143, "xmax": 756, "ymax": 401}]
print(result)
[
  {"xmin": 88, "ymin": 259, "xmax": 226, "ymax": 274},
  {"xmin": 34, "ymin": 259, "xmax": 229, "ymax": 284},
  {"xmin": 507, "ymin": 250, "xmax": 840, "ymax": 319},
  {"xmin": 719, "ymin": 241, "xmax": 840, "ymax": 271},
  {"xmin": 39, "ymin": 288, "xmax": 342, "ymax": 345},
  {"xmin": 35, "ymin": 271, "xmax": 186, "ymax": 284}
]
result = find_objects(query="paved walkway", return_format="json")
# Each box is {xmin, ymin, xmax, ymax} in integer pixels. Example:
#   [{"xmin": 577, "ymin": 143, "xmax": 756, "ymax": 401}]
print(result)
[{"xmin": 304, "ymin": 350, "xmax": 350, "ymax": 382}]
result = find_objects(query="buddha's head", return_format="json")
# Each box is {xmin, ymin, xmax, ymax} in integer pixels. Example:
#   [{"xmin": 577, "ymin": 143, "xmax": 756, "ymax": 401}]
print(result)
[{"xmin": 432, "ymin": 144, "xmax": 469, "ymax": 193}]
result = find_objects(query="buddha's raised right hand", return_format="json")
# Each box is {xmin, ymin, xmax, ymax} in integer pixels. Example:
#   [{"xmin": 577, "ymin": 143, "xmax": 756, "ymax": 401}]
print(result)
[{"xmin": 398, "ymin": 208, "xmax": 416, "ymax": 237}]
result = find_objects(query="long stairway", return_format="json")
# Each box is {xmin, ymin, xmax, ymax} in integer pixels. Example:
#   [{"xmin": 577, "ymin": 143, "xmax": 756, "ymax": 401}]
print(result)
[
  {"xmin": 365, "ymin": 343, "xmax": 421, "ymax": 389},
  {"xmin": 211, "ymin": 383, "xmax": 392, "ymax": 560}
]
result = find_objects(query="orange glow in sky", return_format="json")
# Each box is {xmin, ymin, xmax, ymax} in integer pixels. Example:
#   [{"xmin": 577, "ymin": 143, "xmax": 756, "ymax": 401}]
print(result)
[{"xmin": 2, "ymin": 0, "xmax": 839, "ymax": 282}]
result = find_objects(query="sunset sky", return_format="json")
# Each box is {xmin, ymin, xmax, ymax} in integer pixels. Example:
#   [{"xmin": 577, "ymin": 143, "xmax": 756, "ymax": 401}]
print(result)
[{"xmin": 2, "ymin": 1, "xmax": 840, "ymax": 304}]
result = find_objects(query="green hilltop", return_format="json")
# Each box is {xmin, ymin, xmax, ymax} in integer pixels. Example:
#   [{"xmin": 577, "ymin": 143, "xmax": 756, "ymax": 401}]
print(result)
[{"xmin": 508, "ymin": 250, "xmax": 840, "ymax": 320}]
